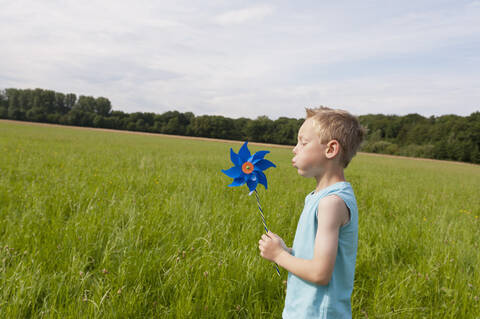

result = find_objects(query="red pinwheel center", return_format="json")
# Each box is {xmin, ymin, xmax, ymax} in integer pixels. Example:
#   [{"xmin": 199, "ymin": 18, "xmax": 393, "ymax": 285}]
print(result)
[{"xmin": 242, "ymin": 162, "xmax": 254, "ymax": 174}]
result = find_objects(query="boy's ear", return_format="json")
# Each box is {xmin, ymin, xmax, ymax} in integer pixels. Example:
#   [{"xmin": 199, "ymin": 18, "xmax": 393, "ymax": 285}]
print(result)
[{"xmin": 325, "ymin": 140, "xmax": 341, "ymax": 159}]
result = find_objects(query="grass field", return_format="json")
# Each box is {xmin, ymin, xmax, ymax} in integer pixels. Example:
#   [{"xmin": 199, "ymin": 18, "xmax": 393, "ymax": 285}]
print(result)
[{"xmin": 1, "ymin": 120, "xmax": 479, "ymax": 318}]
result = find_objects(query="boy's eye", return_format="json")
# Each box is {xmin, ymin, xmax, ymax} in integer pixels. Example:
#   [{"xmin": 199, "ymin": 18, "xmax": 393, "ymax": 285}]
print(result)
[{"xmin": 297, "ymin": 139, "xmax": 307, "ymax": 146}]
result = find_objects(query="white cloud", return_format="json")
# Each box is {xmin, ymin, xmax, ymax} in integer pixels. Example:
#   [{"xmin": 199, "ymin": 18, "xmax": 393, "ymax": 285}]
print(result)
[{"xmin": 214, "ymin": 4, "xmax": 274, "ymax": 25}]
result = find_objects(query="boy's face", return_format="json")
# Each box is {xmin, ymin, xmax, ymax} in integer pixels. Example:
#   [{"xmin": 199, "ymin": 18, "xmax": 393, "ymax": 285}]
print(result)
[{"xmin": 292, "ymin": 118, "xmax": 328, "ymax": 178}]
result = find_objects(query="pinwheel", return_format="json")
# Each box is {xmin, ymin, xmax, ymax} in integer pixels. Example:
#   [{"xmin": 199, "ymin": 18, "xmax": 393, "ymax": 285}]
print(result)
[{"xmin": 221, "ymin": 141, "xmax": 280, "ymax": 275}]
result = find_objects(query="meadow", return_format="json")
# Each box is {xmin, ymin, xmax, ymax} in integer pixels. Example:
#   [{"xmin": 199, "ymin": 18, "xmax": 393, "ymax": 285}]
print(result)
[{"xmin": 0, "ymin": 120, "xmax": 479, "ymax": 318}]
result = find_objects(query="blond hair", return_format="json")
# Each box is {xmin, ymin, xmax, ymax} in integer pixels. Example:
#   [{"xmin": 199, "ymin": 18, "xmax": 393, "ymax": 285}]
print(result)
[{"xmin": 306, "ymin": 106, "xmax": 366, "ymax": 168}]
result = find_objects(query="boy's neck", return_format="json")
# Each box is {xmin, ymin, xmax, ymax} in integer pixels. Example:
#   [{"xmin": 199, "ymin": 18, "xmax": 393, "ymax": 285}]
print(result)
[{"xmin": 314, "ymin": 168, "xmax": 346, "ymax": 193}]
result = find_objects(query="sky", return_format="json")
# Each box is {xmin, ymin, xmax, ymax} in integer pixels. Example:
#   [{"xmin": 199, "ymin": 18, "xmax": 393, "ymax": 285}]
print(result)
[{"xmin": 1, "ymin": 0, "xmax": 479, "ymax": 120}]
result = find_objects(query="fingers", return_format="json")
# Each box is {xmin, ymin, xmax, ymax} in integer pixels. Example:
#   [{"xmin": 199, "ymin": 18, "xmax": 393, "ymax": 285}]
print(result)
[
  {"xmin": 260, "ymin": 232, "xmax": 280, "ymax": 245},
  {"xmin": 258, "ymin": 232, "xmax": 279, "ymax": 255},
  {"xmin": 267, "ymin": 231, "xmax": 281, "ymax": 240},
  {"xmin": 258, "ymin": 240, "xmax": 264, "ymax": 257},
  {"xmin": 259, "ymin": 236, "xmax": 270, "ymax": 253}
]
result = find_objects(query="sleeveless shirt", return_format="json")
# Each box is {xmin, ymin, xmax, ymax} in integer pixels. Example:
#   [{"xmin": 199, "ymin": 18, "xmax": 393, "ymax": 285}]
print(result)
[{"xmin": 282, "ymin": 181, "xmax": 358, "ymax": 319}]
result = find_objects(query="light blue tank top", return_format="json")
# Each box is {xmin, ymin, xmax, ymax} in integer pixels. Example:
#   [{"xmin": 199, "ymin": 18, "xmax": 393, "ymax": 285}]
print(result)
[{"xmin": 283, "ymin": 181, "xmax": 358, "ymax": 319}]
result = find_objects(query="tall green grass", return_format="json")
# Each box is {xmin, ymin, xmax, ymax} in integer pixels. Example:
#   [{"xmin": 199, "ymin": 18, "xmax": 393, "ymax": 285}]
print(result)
[{"xmin": 1, "ymin": 121, "xmax": 479, "ymax": 318}]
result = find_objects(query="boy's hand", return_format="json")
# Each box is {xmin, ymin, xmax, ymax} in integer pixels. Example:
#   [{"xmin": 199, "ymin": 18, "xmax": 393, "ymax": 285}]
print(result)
[{"xmin": 258, "ymin": 231, "xmax": 289, "ymax": 263}]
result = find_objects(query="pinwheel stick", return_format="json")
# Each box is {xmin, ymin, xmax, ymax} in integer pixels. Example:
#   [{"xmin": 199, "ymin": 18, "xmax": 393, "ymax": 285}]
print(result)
[{"xmin": 253, "ymin": 190, "xmax": 281, "ymax": 276}]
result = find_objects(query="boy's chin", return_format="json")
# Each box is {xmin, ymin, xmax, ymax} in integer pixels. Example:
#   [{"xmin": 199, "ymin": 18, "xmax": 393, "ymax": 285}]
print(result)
[{"xmin": 295, "ymin": 168, "xmax": 309, "ymax": 177}]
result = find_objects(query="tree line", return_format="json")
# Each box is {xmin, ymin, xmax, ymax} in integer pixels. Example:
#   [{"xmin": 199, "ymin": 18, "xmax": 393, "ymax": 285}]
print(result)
[{"xmin": 1, "ymin": 88, "xmax": 479, "ymax": 164}]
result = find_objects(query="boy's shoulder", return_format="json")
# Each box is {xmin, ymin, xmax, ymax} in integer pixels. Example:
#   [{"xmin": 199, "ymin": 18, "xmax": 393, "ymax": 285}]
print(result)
[
  {"xmin": 318, "ymin": 193, "xmax": 347, "ymax": 206},
  {"xmin": 317, "ymin": 194, "xmax": 350, "ymax": 228}
]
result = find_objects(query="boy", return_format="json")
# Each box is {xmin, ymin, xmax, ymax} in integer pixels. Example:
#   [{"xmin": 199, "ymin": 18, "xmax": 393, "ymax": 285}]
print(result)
[{"xmin": 258, "ymin": 106, "xmax": 365, "ymax": 318}]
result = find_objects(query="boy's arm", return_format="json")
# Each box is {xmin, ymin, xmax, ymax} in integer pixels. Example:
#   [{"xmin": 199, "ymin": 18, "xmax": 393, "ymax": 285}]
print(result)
[{"xmin": 259, "ymin": 195, "xmax": 347, "ymax": 285}]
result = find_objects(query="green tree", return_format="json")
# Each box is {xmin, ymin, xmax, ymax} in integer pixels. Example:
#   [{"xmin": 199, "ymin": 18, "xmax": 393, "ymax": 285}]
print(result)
[
  {"xmin": 246, "ymin": 115, "xmax": 273, "ymax": 142},
  {"xmin": 93, "ymin": 115, "xmax": 105, "ymax": 128},
  {"xmin": 135, "ymin": 119, "xmax": 145, "ymax": 131},
  {"xmin": 75, "ymin": 96, "xmax": 96, "ymax": 113},
  {"xmin": 95, "ymin": 97, "xmax": 112, "ymax": 116},
  {"xmin": 0, "ymin": 90, "xmax": 8, "ymax": 118},
  {"xmin": 55, "ymin": 92, "xmax": 66, "ymax": 114},
  {"xmin": 272, "ymin": 117, "xmax": 298, "ymax": 145},
  {"xmin": 26, "ymin": 107, "xmax": 47, "ymax": 122},
  {"xmin": 5, "ymin": 88, "xmax": 20, "ymax": 109},
  {"xmin": 0, "ymin": 106, "xmax": 7, "ymax": 119},
  {"xmin": 5, "ymin": 88, "xmax": 24, "ymax": 120},
  {"xmin": 65, "ymin": 93, "xmax": 77, "ymax": 111},
  {"xmin": 18, "ymin": 89, "xmax": 33, "ymax": 112},
  {"xmin": 470, "ymin": 144, "xmax": 480, "ymax": 164},
  {"xmin": 41, "ymin": 89, "xmax": 56, "ymax": 114},
  {"xmin": 165, "ymin": 117, "xmax": 181, "ymax": 134},
  {"xmin": 0, "ymin": 89, "xmax": 6, "ymax": 108},
  {"xmin": 67, "ymin": 109, "xmax": 94, "ymax": 126}
]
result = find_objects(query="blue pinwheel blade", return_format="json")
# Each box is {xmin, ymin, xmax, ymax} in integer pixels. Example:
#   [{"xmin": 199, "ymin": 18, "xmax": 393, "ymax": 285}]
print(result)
[
  {"xmin": 251, "ymin": 150, "xmax": 270, "ymax": 164},
  {"xmin": 238, "ymin": 141, "xmax": 251, "ymax": 162},
  {"xmin": 230, "ymin": 148, "xmax": 242, "ymax": 166},
  {"xmin": 228, "ymin": 177, "xmax": 246, "ymax": 187},
  {"xmin": 221, "ymin": 166, "xmax": 242, "ymax": 179},
  {"xmin": 254, "ymin": 159, "xmax": 276, "ymax": 170},
  {"xmin": 255, "ymin": 170, "xmax": 268, "ymax": 189},
  {"xmin": 246, "ymin": 177, "xmax": 259, "ymax": 192}
]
